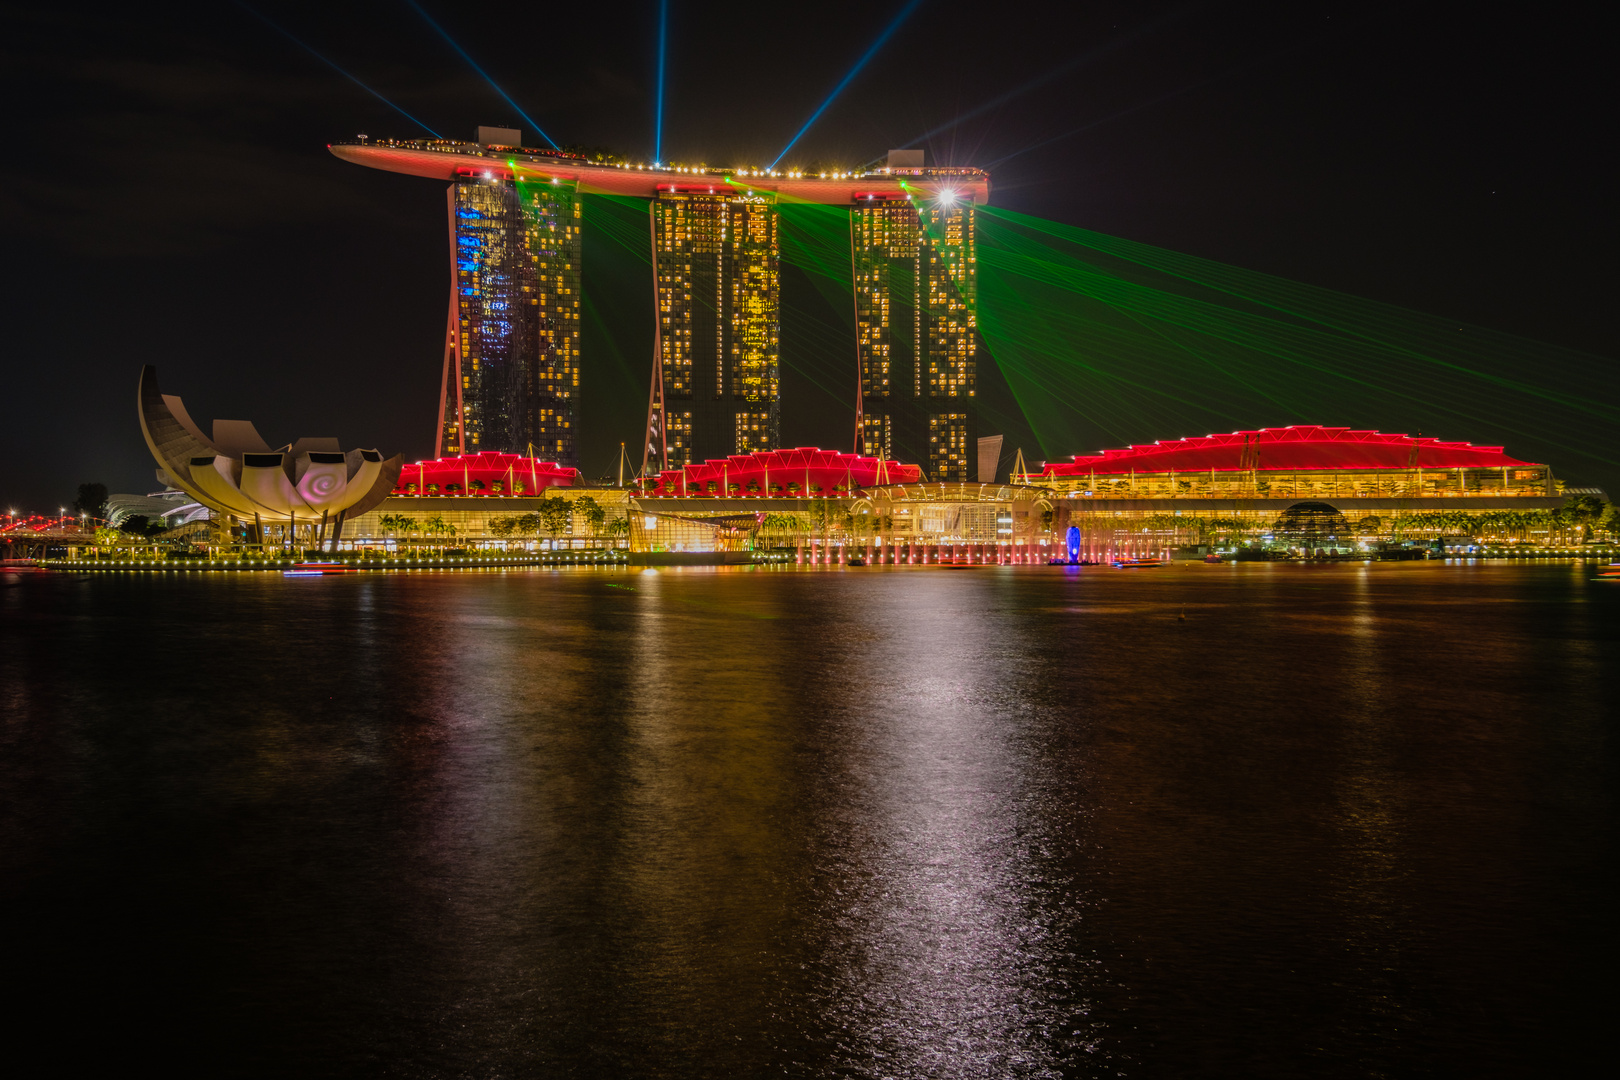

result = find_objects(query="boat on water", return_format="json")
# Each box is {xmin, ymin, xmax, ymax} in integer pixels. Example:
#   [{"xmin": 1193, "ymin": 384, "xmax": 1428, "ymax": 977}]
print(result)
[
  {"xmin": 286, "ymin": 562, "xmax": 355, "ymax": 576},
  {"xmin": 1597, "ymin": 563, "xmax": 1620, "ymax": 579},
  {"xmin": 1112, "ymin": 557, "xmax": 1164, "ymax": 569}
]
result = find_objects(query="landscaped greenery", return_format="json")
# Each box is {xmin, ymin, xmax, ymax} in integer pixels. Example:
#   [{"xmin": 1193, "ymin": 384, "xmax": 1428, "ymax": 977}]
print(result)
[{"xmin": 1129, "ymin": 500, "xmax": 1617, "ymax": 546}]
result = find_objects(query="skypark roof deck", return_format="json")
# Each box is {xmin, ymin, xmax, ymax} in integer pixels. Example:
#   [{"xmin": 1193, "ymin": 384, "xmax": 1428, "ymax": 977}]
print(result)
[{"xmin": 329, "ymin": 139, "xmax": 991, "ymax": 204}]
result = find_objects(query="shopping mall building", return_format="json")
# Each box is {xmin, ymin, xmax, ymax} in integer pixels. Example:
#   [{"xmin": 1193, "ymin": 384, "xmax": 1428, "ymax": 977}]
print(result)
[
  {"xmin": 341, "ymin": 426, "xmax": 1579, "ymax": 561},
  {"xmin": 138, "ymin": 366, "xmax": 1582, "ymax": 560},
  {"xmin": 1019, "ymin": 425, "xmax": 1571, "ymax": 559}
]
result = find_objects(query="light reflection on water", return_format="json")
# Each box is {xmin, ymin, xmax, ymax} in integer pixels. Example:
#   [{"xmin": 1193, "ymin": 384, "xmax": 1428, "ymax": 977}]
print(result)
[
  {"xmin": 802, "ymin": 577, "xmax": 1082, "ymax": 1078},
  {"xmin": 0, "ymin": 562, "xmax": 1614, "ymax": 1077}
]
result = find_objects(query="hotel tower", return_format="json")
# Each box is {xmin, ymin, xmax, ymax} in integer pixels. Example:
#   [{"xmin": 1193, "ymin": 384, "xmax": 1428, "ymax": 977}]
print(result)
[
  {"xmin": 331, "ymin": 135, "xmax": 987, "ymax": 478},
  {"xmin": 438, "ymin": 128, "xmax": 581, "ymax": 465},
  {"xmin": 647, "ymin": 186, "xmax": 781, "ymax": 470},
  {"xmin": 852, "ymin": 156, "xmax": 979, "ymax": 481}
]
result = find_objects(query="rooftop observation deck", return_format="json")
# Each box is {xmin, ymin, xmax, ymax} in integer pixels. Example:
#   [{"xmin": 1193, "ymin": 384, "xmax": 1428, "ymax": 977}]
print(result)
[{"xmin": 329, "ymin": 139, "xmax": 991, "ymax": 205}]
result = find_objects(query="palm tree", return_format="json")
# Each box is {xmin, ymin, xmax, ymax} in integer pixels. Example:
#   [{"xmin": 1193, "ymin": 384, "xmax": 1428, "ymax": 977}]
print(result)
[
  {"xmin": 537, "ymin": 495, "xmax": 570, "ymax": 549},
  {"xmin": 573, "ymin": 496, "xmax": 607, "ymax": 546},
  {"xmin": 759, "ymin": 511, "xmax": 812, "ymax": 554},
  {"xmin": 755, "ymin": 512, "xmax": 792, "ymax": 549},
  {"xmin": 379, "ymin": 512, "xmax": 420, "ymax": 550},
  {"xmin": 1601, "ymin": 504, "xmax": 1620, "ymax": 541},
  {"xmin": 1566, "ymin": 495, "xmax": 1606, "ymax": 543},
  {"xmin": 420, "ymin": 514, "xmax": 456, "ymax": 549}
]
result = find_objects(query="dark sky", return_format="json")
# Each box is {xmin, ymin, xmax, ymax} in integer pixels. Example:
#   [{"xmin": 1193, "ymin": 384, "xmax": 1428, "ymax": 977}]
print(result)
[{"xmin": 0, "ymin": 1, "xmax": 1612, "ymax": 509}]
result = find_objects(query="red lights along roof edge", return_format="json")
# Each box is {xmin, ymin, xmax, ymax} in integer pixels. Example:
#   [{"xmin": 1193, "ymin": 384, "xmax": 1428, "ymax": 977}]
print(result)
[
  {"xmin": 330, "ymin": 145, "xmax": 991, "ymax": 205},
  {"xmin": 1043, "ymin": 426, "xmax": 1539, "ymax": 476}
]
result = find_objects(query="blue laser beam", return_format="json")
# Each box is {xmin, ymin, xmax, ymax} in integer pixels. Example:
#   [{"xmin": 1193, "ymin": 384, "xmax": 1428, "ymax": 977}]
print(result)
[
  {"xmin": 877, "ymin": 1, "xmax": 1201, "ymax": 166},
  {"xmin": 985, "ymin": 36, "xmax": 1319, "ymax": 170},
  {"xmin": 405, "ymin": 0, "xmax": 559, "ymax": 149},
  {"xmin": 985, "ymin": 84, "xmax": 1212, "ymax": 170},
  {"xmin": 769, "ymin": 0, "xmax": 925, "ymax": 169},
  {"xmin": 654, "ymin": 0, "xmax": 669, "ymax": 162},
  {"xmin": 236, "ymin": 2, "xmax": 443, "ymax": 138}
]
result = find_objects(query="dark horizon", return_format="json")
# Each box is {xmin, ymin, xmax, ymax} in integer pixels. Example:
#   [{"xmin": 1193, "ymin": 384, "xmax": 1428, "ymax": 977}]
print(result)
[{"xmin": 1, "ymin": 1, "xmax": 1613, "ymax": 510}]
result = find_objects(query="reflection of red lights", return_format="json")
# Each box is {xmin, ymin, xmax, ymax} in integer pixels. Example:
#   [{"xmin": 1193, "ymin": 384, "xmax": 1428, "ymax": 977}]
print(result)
[
  {"xmin": 393, "ymin": 452, "xmax": 578, "ymax": 495},
  {"xmin": 645, "ymin": 447, "xmax": 921, "ymax": 497},
  {"xmin": 1042, "ymin": 426, "xmax": 1538, "ymax": 476}
]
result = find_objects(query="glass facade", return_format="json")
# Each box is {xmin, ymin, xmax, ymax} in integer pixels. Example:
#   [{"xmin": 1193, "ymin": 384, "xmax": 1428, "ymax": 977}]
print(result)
[
  {"xmin": 440, "ymin": 176, "xmax": 581, "ymax": 466},
  {"xmin": 522, "ymin": 176, "xmax": 583, "ymax": 465},
  {"xmin": 652, "ymin": 190, "xmax": 780, "ymax": 469},
  {"xmin": 1025, "ymin": 465, "xmax": 1559, "ymax": 501},
  {"xmin": 854, "ymin": 196, "xmax": 978, "ymax": 482}
]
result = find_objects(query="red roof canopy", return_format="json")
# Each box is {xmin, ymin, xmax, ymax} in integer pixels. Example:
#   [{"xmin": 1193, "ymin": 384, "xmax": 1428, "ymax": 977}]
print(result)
[
  {"xmin": 395, "ymin": 452, "xmax": 577, "ymax": 494},
  {"xmin": 647, "ymin": 448, "xmax": 921, "ymax": 496},
  {"xmin": 1043, "ymin": 426, "xmax": 1538, "ymax": 477}
]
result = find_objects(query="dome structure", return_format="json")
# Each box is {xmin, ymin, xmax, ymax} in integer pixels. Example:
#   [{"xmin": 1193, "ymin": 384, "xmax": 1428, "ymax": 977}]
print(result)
[
  {"xmin": 645, "ymin": 448, "xmax": 921, "ymax": 497},
  {"xmin": 394, "ymin": 452, "xmax": 577, "ymax": 495},
  {"xmin": 1041, "ymin": 426, "xmax": 1535, "ymax": 476},
  {"xmin": 1272, "ymin": 501, "xmax": 1352, "ymax": 544},
  {"xmin": 137, "ymin": 366, "xmax": 402, "ymax": 526}
]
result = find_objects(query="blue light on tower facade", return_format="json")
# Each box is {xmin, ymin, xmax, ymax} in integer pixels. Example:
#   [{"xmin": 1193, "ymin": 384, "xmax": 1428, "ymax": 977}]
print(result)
[{"xmin": 442, "ymin": 173, "xmax": 581, "ymax": 465}]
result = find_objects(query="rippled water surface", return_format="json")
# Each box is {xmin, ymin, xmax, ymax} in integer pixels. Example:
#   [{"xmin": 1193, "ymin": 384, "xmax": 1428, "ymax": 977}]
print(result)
[{"xmin": 2, "ymin": 562, "xmax": 1615, "ymax": 1077}]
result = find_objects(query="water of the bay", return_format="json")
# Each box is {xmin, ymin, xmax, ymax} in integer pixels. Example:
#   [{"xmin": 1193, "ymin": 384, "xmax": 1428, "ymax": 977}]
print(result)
[{"xmin": 1, "ymin": 561, "xmax": 1614, "ymax": 1077}]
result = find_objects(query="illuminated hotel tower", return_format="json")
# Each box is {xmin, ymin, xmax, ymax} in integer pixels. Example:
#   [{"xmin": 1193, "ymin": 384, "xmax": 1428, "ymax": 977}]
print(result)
[
  {"xmin": 331, "ymin": 134, "xmax": 987, "ymax": 477},
  {"xmin": 439, "ymin": 137, "xmax": 581, "ymax": 466},
  {"xmin": 853, "ymin": 188, "xmax": 978, "ymax": 482},
  {"xmin": 644, "ymin": 187, "xmax": 780, "ymax": 471}
]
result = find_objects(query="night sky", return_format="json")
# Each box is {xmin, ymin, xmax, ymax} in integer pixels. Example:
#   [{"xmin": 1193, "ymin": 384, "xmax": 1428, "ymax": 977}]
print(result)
[{"xmin": 1, "ymin": 1, "xmax": 1612, "ymax": 509}]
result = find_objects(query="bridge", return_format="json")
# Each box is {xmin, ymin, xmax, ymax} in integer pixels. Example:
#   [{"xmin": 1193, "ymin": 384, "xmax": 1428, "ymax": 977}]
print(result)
[{"xmin": 1, "ymin": 515, "xmax": 98, "ymax": 561}]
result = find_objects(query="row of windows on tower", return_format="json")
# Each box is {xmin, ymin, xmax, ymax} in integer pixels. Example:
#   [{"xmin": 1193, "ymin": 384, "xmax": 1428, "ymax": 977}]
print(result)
[{"xmin": 449, "ymin": 181, "xmax": 973, "ymax": 476}]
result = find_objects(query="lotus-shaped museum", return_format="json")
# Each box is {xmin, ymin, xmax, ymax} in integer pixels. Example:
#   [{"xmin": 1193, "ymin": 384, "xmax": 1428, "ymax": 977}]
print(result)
[{"xmin": 137, "ymin": 366, "xmax": 402, "ymax": 539}]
